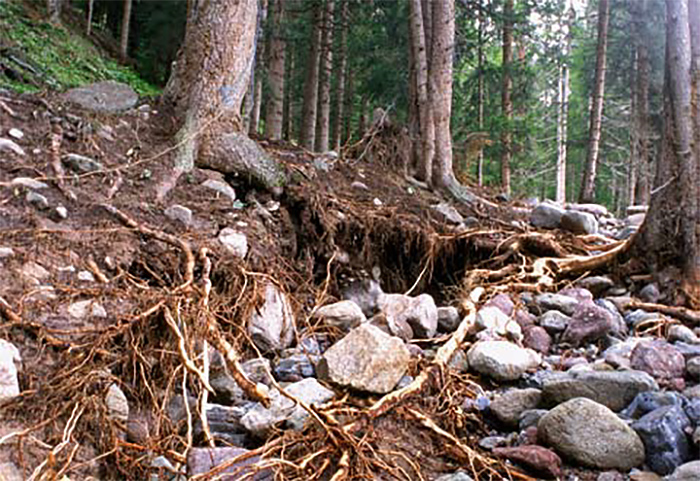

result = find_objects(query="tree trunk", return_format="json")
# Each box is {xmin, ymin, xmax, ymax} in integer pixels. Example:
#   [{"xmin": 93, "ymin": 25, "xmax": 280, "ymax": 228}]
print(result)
[
  {"xmin": 344, "ymin": 68, "xmax": 354, "ymax": 144},
  {"xmin": 265, "ymin": 0, "xmax": 286, "ymax": 140},
  {"xmin": 555, "ymin": 4, "xmax": 572, "ymax": 204},
  {"xmin": 631, "ymin": 0, "xmax": 652, "ymax": 205},
  {"xmin": 331, "ymin": 0, "xmax": 349, "ymax": 151},
  {"xmin": 283, "ymin": 50, "xmax": 294, "ymax": 141},
  {"xmin": 500, "ymin": 0, "xmax": 514, "ymax": 195},
  {"xmin": 161, "ymin": 0, "xmax": 258, "ymax": 173},
  {"xmin": 429, "ymin": 0, "xmax": 456, "ymax": 189},
  {"xmin": 301, "ymin": 3, "xmax": 323, "ymax": 151},
  {"xmin": 421, "ymin": 0, "xmax": 433, "ymax": 69},
  {"xmin": 632, "ymin": 0, "xmax": 700, "ymax": 300},
  {"xmin": 477, "ymin": 0, "xmax": 485, "ymax": 186},
  {"xmin": 249, "ymin": 0, "xmax": 268, "ymax": 136},
  {"xmin": 579, "ymin": 0, "xmax": 610, "ymax": 203},
  {"xmin": 86, "ymin": 0, "xmax": 94, "ymax": 35},
  {"xmin": 120, "ymin": 0, "xmax": 133, "ymax": 61},
  {"xmin": 409, "ymin": 0, "xmax": 435, "ymax": 185},
  {"xmin": 47, "ymin": 0, "xmax": 63, "ymax": 22},
  {"xmin": 315, "ymin": 0, "xmax": 335, "ymax": 152}
]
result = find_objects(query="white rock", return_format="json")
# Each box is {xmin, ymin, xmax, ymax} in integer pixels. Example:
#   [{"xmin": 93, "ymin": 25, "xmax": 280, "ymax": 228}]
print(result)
[
  {"xmin": 248, "ymin": 283, "xmax": 295, "ymax": 352},
  {"xmin": 25, "ymin": 191, "xmax": 49, "ymax": 210},
  {"xmin": 0, "ymin": 247, "xmax": 14, "ymax": 258},
  {"xmin": 218, "ymin": 228, "xmax": 248, "ymax": 258},
  {"xmin": 202, "ymin": 179, "xmax": 236, "ymax": 202},
  {"xmin": 373, "ymin": 198, "xmax": 382, "ymax": 206},
  {"xmin": 19, "ymin": 262, "xmax": 50, "ymax": 284},
  {"xmin": 11, "ymin": 177, "xmax": 48, "ymax": 190},
  {"xmin": 314, "ymin": 300, "xmax": 366, "ymax": 331},
  {"xmin": 0, "ymin": 138, "xmax": 25, "ymax": 156},
  {"xmin": 8, "ymin": 128, "xmax": 24, "ymax": 140},
  {"xmin": 55, "ymin": 205, "xmax": 68, "ymax": 219},
  {"xmin": 68, "ymin": 300, "xmax": 107, "ymax": 319},
  {"xmin": 105, "ymin": 383, "xmax": 129, "ymax": 423},
  {"xmin": 0, "ymin": 340, "xmax": 21, "ymax": 402},
  {"xmin": 165, "ymin": 204, "xmax": 192, "ymax": 226},
  {"xmin": 78, "ymin": 270, "xmax": 95, "ymax": 282},
  {"xmin": 467, "ymin": 341, "xmax": 541, "ymax": 381}
]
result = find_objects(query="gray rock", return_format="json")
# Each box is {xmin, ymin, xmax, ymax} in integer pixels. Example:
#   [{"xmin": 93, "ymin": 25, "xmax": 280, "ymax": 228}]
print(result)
[
  {"xmin": 519, "ymin": 409, "xmax": 549, "ymax": 430},
  {"xmin": 198, "ymin": 132, "xmax": 286, "ymax": 192},
  {"xmin": 62, "ymin": 153, "xmax": 104, "ymax": 173},
  {"xmin": 534, "ymin": 293, "xmax": 579, "ymax": 316},
  {"xmin": 448, "ymin": 349, "xmax": 469, "ymax": 373},
  {"xmin": 541, "ymin": 369, "xmax": 658, "ymax": 412},
  {"xmin": 575, "ymin": 276, "xmax": 615, "ymax": 296},
  {"xmin": 165, "ymin": 205, "xmax": 192, "ymax": 226},
  {"xmin": 622, "ymin": 391, "xmax": 686, "ymax": 420},
  {"xmin": 567, "ymin": 203, "xmax": 610, "ymax": 218},
  {"xmin": 560, "ymin": 210, "xmax": 599, "ymax": 234},
  {"xmin": 203, "ymin": 404, "xmax": 249, "ymax": 445},
  {"xmin": 667, "ymin": 461, "xmax": 700, "ymax": 481},
  {"xmin": 248, "ymin": 283, "xmax": 295, "ymax": 352},
  {"xmin": 467, "ymin": 341, "xmax": 541, "ymax": 381},
  {"xmin": 218, "ymin": 228, "xmax": 248, "ymax": 258},
  {"xmin": 626, "ymin": 309, "xmax": 663, "ymax": 329},
  {"xmin": 632, "ymin": 405, "xmax": 692, "ymax": 475},
  {"xmin": 26, "ymin": 191, "xmax": 49, "ymax": 210},
  {"xmin": 240, "ymin": 378, "xmax": 334, "ymax": 436},
  {"xmin": 483, "ymin": 293, "xmax": 515, "ymax": 316},
  {"xmin": 11, "ymin": 177, "xmax": 48, "ymax": 190},
  {"xmin": 539, "ymin": 310, "xmax": 570, "ymax": 334},
  {"xmin": 630, "ymin": 340, "xmax": 686, "ymax": 386},
  {"xmin": 490, "ymin": 388, "xmax": 542, "ymax": 427},
  {"xmin": 437, "ymin": 306, "xmax": 461, "ymax": 332},
  {"xmin": 313, "ymin": 300, "xmax": 366, "ymax": 331},
  {"xmin": 530, "ymin": 203, "xmax": 565, "ymax": 229},
  {"xmin": 63, "ymin": 81, "xmax": 138, "ymax": 113},
  {"xmin": 674, "ymin": 342, "xmax": 700, "ymax": 360},
  {"xmin": 686, "ymin": 357, "xmax": 700, "ymax": 380},
  {"xmin": 202, "ymin": 179, "xmax": 236, "ymax": 202},
  {"xmin": 211, "ymin": 358, "xmax": 273, "ymax": 405},
  {"xmin": 538, "ymin": 397, "xmax": 645, "ymax": 470},
  {"xmin": 596, "ymin": 298, "xmax": 628, "ymax": 338},
  {"xmin": 0, "ymin": 340, "xmax": 21, "ymax": 402},
  {"xmin": 273, "ymin": 354, "xmax": 317, "ymax": 382},
  {"xmin": 434, "ymin": 472, "xmax": 474, "ymax": 481},
  {"xmin": 669, "ymin": 325, "xmax": 699, "ymax": 345},
  {"xmin": 106, "ymin": 383, "xmax": 129, "ymax": 423},
  {"xmin": 640, "ymin": 283, "xmax": 661, "ymax": 303},
  {"xmin": 19, "ymin": 261, "xmax": 50, "ymax": 284},
  {"xmin": 8, "ymin": 128, "xmax": 23, "ymax": 140},
  {"xmin": 0, "ymin": 463, "xmax": 23, "ymax": 481},
  {"xmin": 341, "ymin": 279, "xmax": 383, "ymax": 317},
  {"xmin": 188, "ymin": 447, "xmax": 269, "ymax": 479},
  {"xmin": 432, "ymin": 202, "xmax": 464, "ymax": 224},
  {"xmin": 68, "ymin": 300, "xmax": 107, "ymax": 319},
  {"xmin": 77, "ymin": 270, "xmax": 95, "ymax": 282},
  {"xmin": 627, "ymin": 213, "xmax": 647, "ymax": 226},
  {"xmin": 476, "ymin": 305, "xmax": 511, "ymax": 331},
  {"xmin": 351, "ymin": 180, "xmax": 369, "ymax": 190},
  {"xmin": 0, "ymin": 138, "xmax": 25, "ymax": 156},
  {"xmin": 378, "ymin": 293, "xmax": 438, "ymax": 338},
  {"xmin": 617, "ymin": 225, "xmax": 639, "ymax": 240},
  {"xmin": 317, "ymin": 324, "xmax": 410, "ymax": 393},
  {"xmin": 369, "ymin": 312, "xmax": 413, "ymax": 341}
]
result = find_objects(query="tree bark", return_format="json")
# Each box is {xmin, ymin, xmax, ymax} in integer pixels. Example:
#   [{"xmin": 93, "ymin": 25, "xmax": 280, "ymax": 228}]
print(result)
[
  {"xmin": 579, "ymin": 0, "xmax": 610, "ymax": 203},
  {"xmin": 283, "ymin": 50, "xmax": 294, "ymax": 141},
  {"xmin": 301, "ymin": 3, "xmax": 323, "ymax": 150},
  {"xmin": 86, "ymin": 0, "xmax": 94, "ymax": 35},
  {"xmin": 249, "ymin": 0, "xmax": 268, "ymax": 136},
  {"xmin": 315, "ymin": 0, "xmax": 335, "ymax": 152},
  {"xmin": 265, "ymin": 0, "xmax": 286, "ymax": 141},
  {"xmin": 47, "ymin": 0, "xmax": 63, "ymax": 22},
  {"xmin": 477, "ymin": 0, "xmax": 485, "ymax": 186},
  {"xmin": 344, "ymin": 68, "xmax": 354, "ymax": 144},
  {"xmin": 331, "ymin": 0, "xmax": 349, "ymax": 151},
  {"xmin": 500, "ymin": 0, "xmax": 514, "ymax": 195},
  {"xmin": 120, "ymin": 0, "xmax": 133, "ymax": 61},
  {"xmin": 556, "ymin": 4, "xmax": 572, "ymax": 204}
]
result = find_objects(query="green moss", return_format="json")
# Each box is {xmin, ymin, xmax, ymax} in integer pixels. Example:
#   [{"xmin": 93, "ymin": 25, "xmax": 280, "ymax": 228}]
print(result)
[{"xmin": 0, "ymin": 2, "xmax": 159, "ymax": 96}]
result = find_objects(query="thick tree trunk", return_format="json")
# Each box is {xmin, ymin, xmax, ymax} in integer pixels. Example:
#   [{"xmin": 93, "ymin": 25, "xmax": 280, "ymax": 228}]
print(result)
[
  {"xmin": 421, "ymin": 0, "xmax": 433, "ymax": 69},
  {"xmin": 265, "ymin": 0, "xmax": 286, "ymax": 140},
  {"xmin": 477, "ymin": 0, "xmax": 485, "ymax": 186},
  {"xmin": 500, "ymin": 0, "xmax": 514, "ymax": 195},
  {"xmin": 301, "ymin": 3, "xmax": 323, "ymax": 151},
  {"xmin": 429, "ymin": 0, "xmax": 456, "ymax": 189},
  {"xmin": 315, "ymin": 0, "xmax": 335, "ymax": 152},
  {"xmin": 556, "ymin": 5, "xmax": 572, "ymax": 204},
  {"xmin": 331, "ymin": 0, "xmax": 349, "ymax": 152},
  {"xmin": 120, "ymin": 0, "xmax": 133, "ymax": 61},
  {"xmin": 579, "ymin": 0, "xmax": 610, "ymax": 203}
]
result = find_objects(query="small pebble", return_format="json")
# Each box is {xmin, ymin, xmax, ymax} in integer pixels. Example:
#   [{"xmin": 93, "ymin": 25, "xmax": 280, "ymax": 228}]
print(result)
[
  {"xmin": 8, "ymin": 128, "xmax": 24, "ymax": 140},
  {"xmin": 78, "ymin": 271, "xmax": 95, "ymax": 282}
]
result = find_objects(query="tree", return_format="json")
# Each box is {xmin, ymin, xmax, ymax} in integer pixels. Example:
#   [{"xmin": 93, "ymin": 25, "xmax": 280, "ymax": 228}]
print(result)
[
  {"xmin": 301, "ymin": 2, "xmax": 323, "ymax": 150},
  {"xmin": 249, "ymin": 0, "xmax": 268, "ymax": 135},
  {"xmin": 265, "ymin": 0, "xmax": 286, "ymax": 141},
  {"xmin": 579, "ymin": 0, "xmax": 610, "ymax": 203},
  {"xmin": 555, "ymin": 3, "xmax": 573, "ymax": 204},
  {"xmin": 120, "ymin": 0, "xmax": 133, "ymax": 61},
  {"xmin": 476, "ymin": 0, "xmax": 485, "ymax": 187},
  {"xmin": 315, "ymin": 0, "xmax": 335, "ymax": 152},
  {"xmin": 500, "ymin": 0, "xmax": 514, "ymax": 195},
  {"xmin": 331, "ymin": 0, "xmax": 349, "ymax": 151},
  {"xmin": 631, "ymin": 0, "xmax": 700, "ymax": 302},
  {"xmin": 47, "ymin": 0, "xmax": 65, "ymax": 22},
  {"xmin": 86, "ymin": 0, "xmax": 95, "ymax": 36}
]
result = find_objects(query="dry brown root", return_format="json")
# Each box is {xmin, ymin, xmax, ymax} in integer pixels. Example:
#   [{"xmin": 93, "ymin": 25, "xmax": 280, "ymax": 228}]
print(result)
[{"xmin": 624, "ymin": 300, "xmax": 700, "ymax": 325}]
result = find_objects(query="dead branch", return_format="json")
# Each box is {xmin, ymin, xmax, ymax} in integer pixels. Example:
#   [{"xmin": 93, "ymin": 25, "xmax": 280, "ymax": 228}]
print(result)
[{"xmin": 624, "ymin": 300, "xmax": 700, "ymax": 325}]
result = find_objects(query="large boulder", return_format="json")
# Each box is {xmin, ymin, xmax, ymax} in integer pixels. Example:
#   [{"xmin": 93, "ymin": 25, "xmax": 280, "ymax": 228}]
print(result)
[
  {"xmin": 248, "ymin": 283, "xmax": 295, "ymax": 352},
  {"xmin": 377, "ymin": 293, "xmax": 438, "ymax": 338},
  {"xmin": 530, "ymin": 203, "xmax": 565, "ymax": 229},
  {"xmin": 313, "ymin": 300, "xmax": 366, "ymax": 332},
  {"xmin": 467, "ymin": 341, "xmax": 540, "ymax": 381},
  {"xmin": 538, "ymin": 398, "xmax": 645, "ymax": 470},
  {"xmin": 560, "ymin": 210, "xmax": 598, "ymax": 235},
  {"xmin": 63, "ymin": 81, "xmax": 138, "ymax": 113},
  {"xmin": 317, "ymin": 324, "xmax": 410, "ymax": 393}
]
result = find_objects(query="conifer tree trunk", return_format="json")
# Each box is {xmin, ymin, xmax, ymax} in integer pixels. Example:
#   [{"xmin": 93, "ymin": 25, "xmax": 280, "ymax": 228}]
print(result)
[
  {"xmin": 315, "ymin": 0, "xmax": 335, "ymax": 152},
  {"xmin": 249, "ymin": 0, "xmax": 268, "ymax": 135},
  {"xmin": 86, "ymin": 0, "xmax": 94, "ymax": 35},
  {"xmin": 556, "ymin": 4, "xmax": 572, "ymax": 204},
  {"xmin": 579, "ymin": 0, "xmax": 610, "ymax": 203},
  {"xmin": 500, "ymin": 0, "xmax": 514, "ymax": 195},
  {"xmin": 265, "ymin": 0, "xmax": 286, "ymax": 140},
  {"xmin": 331, "ymin": 0, "xmax": 349, "ymax": 151},
  {"xmin": 283, "ymin": 51, "xmax": 294, "ymax": 141},
  {"xmin": 120, "ymin": 0, "xmax": 133, "ymax": 61},
  {"xmin": 301, "ymin": 3, "xmax": 323, "ymax": 150},
  {"xmin": 477, "ymin": 0, "xmax": 485, "ymax": 186},
  {"xmin": 344, "ymin": 70, "xmax": 354, "ymax": 143},
  {"xmin": 630, "ymin": 0, "xmax": 651, "ymax": 205}
]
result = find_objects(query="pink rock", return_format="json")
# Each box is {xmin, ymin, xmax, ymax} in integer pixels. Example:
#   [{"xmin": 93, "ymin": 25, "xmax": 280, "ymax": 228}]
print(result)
[
  {"xmin": 493, "ymin": 445, "xmax": 562, "ymax": 479},
  {"xmin": 631, "ymin": 340, "xmax": 685, "ymax": 388},
  {"xmin": 524, "ymin": 326, "xmax": 552, "ymax": 354}
]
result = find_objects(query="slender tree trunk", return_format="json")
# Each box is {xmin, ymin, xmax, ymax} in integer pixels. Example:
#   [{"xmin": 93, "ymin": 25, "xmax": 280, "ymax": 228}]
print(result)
[
  {"xmin": 315, "ymin": 0, "xmax": 335, "ymax": 152},
  {"xmin": 556, "ymin": 3, "xmax": 572, "ymax": 204},
  {"xmin": 358, "ymin": 97, "xmax": 368, "ymax": 137},
  {"xmin": 430, "ymin": 0, "xmax": 456, "ymax": 189},
  {"xmin": 249, "ymin": 0, "xmax": 268, "ymax": 135},
  {"xmin": 500, "ymin": 0, "xmax": 514, "ymax": 195},
  {"xmin": 86, "ymin": 0, "xmax": 94, "ymax": 35},
  {"xmin": 632, "ymin": 0, "xmax": 652, "ymax": 205},
  {"xmin": 407, "ymin": 5, "xmax": 420, "ymax": 176},
  {"xmin": 120, "ymin": 0, "xmax": 133, "ymax": 61},
  {"xmin": 331, "ymin": 0, "xmax": 349, "ymax": 151},
  {"xmin": 265, "ymin": 0, "xmax": 286, "ymax": 140},
  {"xmin": 579, "ymin": 0, "xmax": 610, "ymax": 203},
  {"xmin": 344, "ymin": 69, "xmax": 354, "ymax": 144},
  {"xmin": 283, "ymin": 50, "xmax": 294, "ymax": 141},
  {"xmin": 628, "ymin": 44, "xmax": 638, "ymax": 207},
  {"xmin": 301, "ymin": 3, "xmax": 323, "ymax": 150},
  {"xmin": 477, "ymin": 0, "xmax": 485, "ymax": 186}
]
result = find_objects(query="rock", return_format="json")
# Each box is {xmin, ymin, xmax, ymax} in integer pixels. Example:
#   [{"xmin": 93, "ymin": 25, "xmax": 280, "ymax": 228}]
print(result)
[
  {"xmin": 567, "ymin": 203, "xmax": 611, "ymax": 218},
  {"xmin": 627, "ymin": 213, "xmax": 647, "ymax": 226},
  {"xmin": 68, "ymin": 300, "xmax": 107, "ymax": 319},
  {"xmin": 686, "ymin": 357, "xmax": 700, "ymax": 380},
  {"xmin": 632, "ymin": 404, "xmax": 692, "ymax": 475},
  {"xmin": 489, "ymin": 388, "xmax": 542, "ymax": 427},
  {"xmin": 541, "ymin": 369, "xmax": 658, "ymax": 412},
  {"xmin": 0, "ymin": 463, "xmax": 23, "ymax": 481},
  {"xmin": 534, "ymin": 293, "xmax": 579, "ymax": 316},
  {"xmin": 530, "ymin": 203, "xmax": 565, "ymax": 229},
  {"xmin": 432, "ymin": 202, "xmax": 464, "ymax": 224},
  {"xmin": 448, "ymin": 349, "xmax": 469, "ymax": 373},
  {"xmin": 538, "ymin": 397, "xmax": 645, "ymax": 470},
  {"xmin": 622, "ymin": 391, "xmax": 685, "ymax": 419},
  {"xmin": 19, "ymin": 261, "xmax": 50, "ymax": 284},
  {"xmin": 55, "ymin": 205, "xmax": 68, "ymax": 219},
  {"xmin": 313, "ymin": 301, "xmax": 366, "ymax": 331},
  {"xmin": 434, "ymin": 472, "xmax": 474, "ymax": 481},
  {"xmin": 437, "ymin": 306, "xmax": 460, "ymax": 332},
  {"xmin": 630, "ymin": 471, "xmax": 662, "ymax": 481},
  {"xmin": 26, "ymin": 191, "xmax": 49, "ymax": 210},
  {"xmin": 317, "ymin": 324, "xmax": 410, "ymax": 393},
  {"xmin": 483, "ymin": 293, "xmax": 515, "ymax": 316},
  {"xmin": 0, "ymin": 340, "xmax": 21, "ymax": 402},
  {"xmin": 667, "ymin": 461, "xmax": 700, "ymax": 480},
  {"xmin": 626, "ymin": 309, "xmax": 663, "ymax": 329},
  {"xmin": 273, "ymin": 354, "xmax": 317, "ymax": 382},
  {"xmin": 198, "ymin": 132, "xmax": 286, "ymax": 192},
  {"xmin": 523, "ymin": 326, "xmax": 551, "ymax": 354},
  {"xmin": 77, "ymin": 270, "xmax": 95, "ymax": 282},
  {"xmin": 211, "ymin": 358, "xmax": 272, "ymax": 404},
  {"xmin": 493, "ymin": 446, "xmax": 562, "ymax": 479},
  {"xmin": 560, "ymin": 210, "xmax": 598, "ymax": 234},
  {"xmin": 519, "ymin": 409, "xmax": 548, "ymax": 430},
  {"xmin": 669, "ymin": 325, "xmax": 700, "ymax": 345},
  {"xmin": 377, "ymin": 293, "xmax": 438, "ymax": 338},
  {"xmin": 630, "ymin": 340, "xmax": 686, "ymax": 386},
  {"xmin": 597, "ymin": 472, "xmax": 626, "ymax": 481},
  {"xmin": 640, "ymin": 283, "xmax": 661, "ymax": 303},
  {"xmin": 8, "ymin": 128, "xmax": 23, "ymax": 140},
  {"xmin": 576, "ymin": 275, "xmax": 615, "ymax": 296},
  {"xmin": 595, "ymin": 298, "xmax": 628, "ymax": 338},
  {"xmin": 467, "ymin": 341, "xmax": 541, "ymax": 381},
  {"xmin": 341, "ymin": 279, "xmax": 383, "ymax": 317},
  {"xmin": 106, "ymin": 384, "xmax": 129, "ymax": 423},
  {"xmin": 561, "ymin": 302, "xmax": 613, "ymax": 346},
  {"xmin": 476, "ymin": 305, "xmax": 511, "ymax": 331},
  {"xmin": 0, "ymin": 138, "xmax": 25, "ymax": 156},
  {"xmin": 218, "ymin": 228, "xmax": 248, "ymax": 258},
  {"xmin": 515, "ymin": 309, "xmax": 537, "ymax": 329},
  {"xmin": 63, "ymin": 81, "xmax": 138, "ymax": 113},
  {"xmin": 202, "ymin": 403, "xmax": 250, "ymax": 446},
  {"xmin": 369, "ymin": 312, "xmax": 413, "ymax": 341},
  {"xmin": 559, "ymin": 287, "xmax": 594, "ymax": 303},
  {"xmin": 62, "ymin": 153, "xmax": 104, "ymax": 173},
  {"xmin": 674, "ymin": 342, "xmax": 700, "ymax": 360},
  {"xmin": 11, "ymin": 177, "xmax": 48, "ymax": 189},
  {"xmin": 240, "ymin": 378, "xmax": 334, "ymax": 435},
  {"xmin": 248, "ymin": 283, "xmax": 295, "ymax": 352},
  {"xmin": 188, "ymin": 447, "xmax": 269, "ymax": 479},
  {"xmin": 479, "ymin": 435, "xmax": 509, "ymax": 450},
  {"xmin": 202, "ymin": 179, "xmax": 236, "ymax": 202},
  {"xmin": 351, "ymin": 180, "xmax": 369, "ymax": 190},
  {"xmin": 539, "ymin": 310, "xmax": 570, "ymax": 334},
  {"xmin": 0, "ymin": 247, "xmax": 14, "ymax": 258},
  {"xmin": 165, "ymin": 205, "xmax": 192, "ymax": 226}
]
